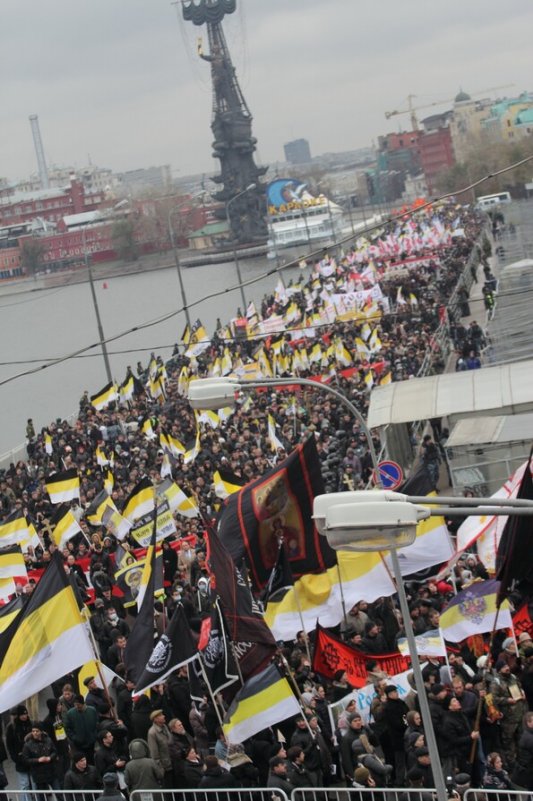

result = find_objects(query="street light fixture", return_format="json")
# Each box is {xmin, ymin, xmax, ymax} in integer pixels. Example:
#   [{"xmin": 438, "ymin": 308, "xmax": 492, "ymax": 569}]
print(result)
[
  {"xmin": 187, "ymin": 375, "xmax": 533, "ymax": 801},
  {"xmin": 225, "ymin": 183, "xmax": 257, "ymax": 314}
]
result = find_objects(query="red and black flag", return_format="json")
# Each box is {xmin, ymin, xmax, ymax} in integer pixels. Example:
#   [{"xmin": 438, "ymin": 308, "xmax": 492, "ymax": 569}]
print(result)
[
  {"xmin": 217, "ymin": 437, "xmax": 335, "ymax": 591},
  {"xmin": 496, "ymin": 451, "xmax": 533, "ymax": 605},
  {"xmin": 205, "ymin": 526, "xmax": 277, "ymax": 680}
]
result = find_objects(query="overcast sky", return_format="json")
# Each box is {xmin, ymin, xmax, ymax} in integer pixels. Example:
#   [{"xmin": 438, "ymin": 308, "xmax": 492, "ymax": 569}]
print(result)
[{"xmin": 1, "ymin": 0, "xmax": 532, "ymax": 183}]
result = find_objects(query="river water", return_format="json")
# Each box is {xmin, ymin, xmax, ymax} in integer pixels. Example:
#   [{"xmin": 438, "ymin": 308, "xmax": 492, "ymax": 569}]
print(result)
[{"xmin": 0, "ymin": 255, "xmax": 305, "ymax": 457}]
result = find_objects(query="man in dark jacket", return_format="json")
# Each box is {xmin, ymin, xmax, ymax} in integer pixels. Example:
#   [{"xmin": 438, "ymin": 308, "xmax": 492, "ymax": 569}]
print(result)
[
  {"xmin": 383, "ymin": 685, "xmax": 409, "ymax": 785},
  {"xmin": 65, "ymin": 695, "xmax": 99, "ymax": 762},
  {"xmin": 361, "ymin": 622, "xmax": 389, "ymax": 654},
  {"xmin": 63, "ymin": 753, "xmax": 101, "ymax": 790},
  {"xmin": 290, "ymin": 716, "xmax": 323, "ymax": 787},
  {"xmin": 84, "ymin": 676, "xmax": 113, "ymax": 718},
  {"xmin": 94, "ymin": 730, "xmax": 127, "ymax": 778},
  {"xmin": 441, "ymin": 696, "xmax": 479, "ymax": 776},
  {"xmin": 340, "ymin": 712, "xmax": 379, "ymax": 781},
  {"xmin": 267, "ymin": 756, "xmax": 293, "ymax": 794},
  {"xmin": 21, "ymin": 723, "xmax": 57, "ymax": 789},
  {"xmin": 5, "ymin": 705, "xmax": 32, "ymax": 798},
  {"xmin": 199, "ymin": 755, "xmax": 238, "ymax": 789},
  {"xmin": 286, "ymin": 745, "xmax": 312, "ymax": 788}
]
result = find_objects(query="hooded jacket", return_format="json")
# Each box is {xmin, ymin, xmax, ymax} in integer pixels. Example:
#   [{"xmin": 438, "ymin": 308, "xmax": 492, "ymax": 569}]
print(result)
[{"xmin": 124, "ymin": 739, "xmax": 164, "ymax": 791}]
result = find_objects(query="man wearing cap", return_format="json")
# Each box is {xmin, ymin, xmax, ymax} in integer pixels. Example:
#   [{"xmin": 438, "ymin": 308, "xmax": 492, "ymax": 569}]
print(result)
[
  {"xmin": 441, "ymin": 696, "xmax": 479, "ymax": 776},
  {"xmin": 98, "ymin": 771, "xmax": 126, "ymax": 801},
  {"xmin": 383, "ymin": 684, "xmax": 409, "ymax": 785},
  {"xmin": 147, "ymin": 710, "xmax": 173, "ymax": 788},
  {"xmin": 413, "ymin": 747, "xmax": 434, "ymax": 788},
  {"xmin": 21, "ymin": 722, "xmax": 57, "ymax": 790},
  {"xmin": 491, "ymin": 658, "xmax": 526, "ymax": 765},
  {"xmin": 6, "ymin": 706, "xmax": 32, "ymax": 799},
  {"xmin": 518, "ymin": 631, "xmax": 533, "ymax": 659},
  {"xmin": 84, "ymin": 676, "xmax": 112, "ymax": 718},
  {"xmin": 340, "ymin": 712, "xmax": 379, "ymax": 782}
]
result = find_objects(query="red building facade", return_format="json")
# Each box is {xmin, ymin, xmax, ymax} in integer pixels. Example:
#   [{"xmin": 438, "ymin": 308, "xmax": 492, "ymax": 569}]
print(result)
[
  {"xmin": 418, "ymin": 128, "xmax": 455, "ymax": 193},
  {"xmin": 0, "ymin": 177, "xmax": 104, "ymax": 227}
]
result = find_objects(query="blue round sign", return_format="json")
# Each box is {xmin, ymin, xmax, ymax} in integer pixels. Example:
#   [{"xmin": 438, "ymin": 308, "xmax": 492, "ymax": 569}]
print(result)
[{"xmin": 375, "ymin": 460, "xmax": 404, "ymax": 489}]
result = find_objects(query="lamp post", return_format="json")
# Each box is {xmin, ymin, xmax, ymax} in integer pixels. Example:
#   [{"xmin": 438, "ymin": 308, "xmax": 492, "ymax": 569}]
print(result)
[
  {"xmin": 168, "ymin": 193, "xmax": 206, "ymax": 328},
  {"xmin": 225, "ymin": 183, "xmax": 256, "ymax": 313},
  {"xmin": 81, "ymin": 227, "xmax": 112, "ymax": 384},
  {"xmin": 186, "ymin": 376, "xmax": 533, "ymax": 801}
]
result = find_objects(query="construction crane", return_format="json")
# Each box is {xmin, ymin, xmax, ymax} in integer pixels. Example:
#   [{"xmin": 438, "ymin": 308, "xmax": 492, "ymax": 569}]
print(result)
[{"xmin": 385, "ymin": 85, "xmax": 515, "ymax": 131}]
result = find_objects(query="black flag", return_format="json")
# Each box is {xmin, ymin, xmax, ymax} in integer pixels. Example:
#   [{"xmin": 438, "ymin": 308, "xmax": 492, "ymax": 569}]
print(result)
[
  {"xmin": 496, "ymin": 453, "xmax": 533, "ymax": 605},
  {"xmin": 190, "ymin": 601, "xmax": 239, "ymax": 702},
  {"xmin": 261, "ymin": 541, "xmax": 294, "ymax": 607},
  {"xmin": 205, "ymin": 527, "xmax": 277, "ymax": 680},
  {"xmin": 135, "ymin": 604, "xmax": 198, "ymax": 695}
]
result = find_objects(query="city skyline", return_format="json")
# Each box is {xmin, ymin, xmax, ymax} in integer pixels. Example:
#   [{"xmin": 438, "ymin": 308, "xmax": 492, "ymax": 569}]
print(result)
[{"xmin": 1, "ymin": 0, "xmax": 532, "ymax": 183}]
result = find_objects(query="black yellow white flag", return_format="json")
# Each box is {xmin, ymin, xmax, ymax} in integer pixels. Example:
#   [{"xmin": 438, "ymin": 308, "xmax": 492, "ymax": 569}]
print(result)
[
  {"xmin": 0, "ymin": 546, "xmax": 27, "ymax": 580},
  {"xmin": 45, "ymin": 469, "xmax": 80, "ymax": 504},
  {"xmin": 123, "ymin": 477, "xmax": 155, "ymax": 523},
  {"xmin": 90, "ymin": 382, "xmax": 118, "ymax": 411},
  {"xmin": 51, "ymin": 506, "xmax": 83, "ymax": 549},
  {"xmin": 0, "ymin": 552, "xmax": 94, "ymax": 714},
  {"xmin": 222, "ymin": 663, "xmax": 300, "ymax": 745},
  {"xmin": 0, "ymin": 511, "xmax": 31, "ymax": 547}
]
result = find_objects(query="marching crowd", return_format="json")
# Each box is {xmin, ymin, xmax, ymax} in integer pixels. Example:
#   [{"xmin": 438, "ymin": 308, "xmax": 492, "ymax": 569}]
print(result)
[{"xmin": 1, "ymin": 201, "xmax": 523, "ymax": 798}]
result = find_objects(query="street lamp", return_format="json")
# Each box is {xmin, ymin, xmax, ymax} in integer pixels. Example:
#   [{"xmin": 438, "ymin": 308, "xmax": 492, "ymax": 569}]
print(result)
[
  {"xmin": 81, "ymin": 227, "xmax": 112, "ymax": 384},
  {"xmin": 225, "ymin": 183, "xmax": 257, "ymax": 313},
  {"xmin": 188, "ymin": 376, "xmax": 533, "ymax": 801},
  {"xmin": 168, "ymin": 193, "xmax": 206, "ymax": 328}
]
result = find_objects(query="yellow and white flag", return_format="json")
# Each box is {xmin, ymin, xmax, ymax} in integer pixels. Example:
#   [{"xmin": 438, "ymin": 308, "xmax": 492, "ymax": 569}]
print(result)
[
  {"xmin": 51, "ymin": 507, "xmax": 83, "ymax": 550},
  {"xmin": 90, "ymin": 382, "xmax": 118, "ymax": 411},
  {"xmin": 267, "ymin": 414, "xmax": 284, "ymax": 452},
  {"xmin": 44, "ymin": 433, "xmax": 53, "ymax": 455},
  {"xmin": 0, "ymin": 546, "xmax": 26, "ymax": 580},
  {"xmin": 45, "ymin": 469, "xmax": 80, "ymax": 504},
  {"xmin": 0, "ymin": 554, "xmax": 94, "ymax": 714}
]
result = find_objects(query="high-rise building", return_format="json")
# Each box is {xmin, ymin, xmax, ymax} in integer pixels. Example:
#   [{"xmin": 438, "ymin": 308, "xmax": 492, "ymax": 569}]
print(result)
[{"xmin": 284, "ymin": 138, "xmax": 312, "ymax": 165}]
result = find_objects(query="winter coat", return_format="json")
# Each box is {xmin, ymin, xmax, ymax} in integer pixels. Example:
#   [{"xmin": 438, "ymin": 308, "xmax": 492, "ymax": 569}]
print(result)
[
  {"xmin": 290, "ymin": 728, "xmax": 322, "ymax": 772},
  {"xmin": 482, "ymin": 765, "xmax": 512, "ymax": 791},
  {"xmin": 511, "ymin": 726, "xmax": 533, "ymax": 789},
  {"xmin": 65, "ymin": 705, "xmax": 98, "ymax": 750},
  {"xmin": 6, "ymin": 717, "xmax": 32, "ymax": 771},
  {"xmin": 63, "ymin": 763, "xmax": 102, "ymax": 790},
  {"xmin": 199, "ymin": 765, "xmax": 238, "ymax": 789},
  {"xmin": 267, "ymin": 772, "xmax": 293, "ymax": 793},
  {"xmin": 124, "ymin": 739, "xmax": 164, "ymax": 791},
  {"xmin": 22, "ymin": 733, "xmax": 57, "ymax": 785},
  {"xmin": 287, "ymin": 761, "xmax": 313, "ymax": 788},
  {"xmin": 440, "ymin": 710, "xmax": 473, "ymax": 759},
  {"xmin": 182, "ymin": 759, "xmax": 204, "ymax": 789},
  {"xmin": 147, "ymin": 722, "xmax": 172, "ymax": 772},
  {"xmin": 383, "ymin": 698, "xmax": 408, "ymax": 750}
]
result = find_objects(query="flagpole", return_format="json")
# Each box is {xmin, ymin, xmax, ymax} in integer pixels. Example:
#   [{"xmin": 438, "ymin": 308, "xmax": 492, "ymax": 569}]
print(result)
[
  {"xmin": 196, "ymin": 656, "xmax": 225, "ymax": 729},
  {"xmin": 439, "ymin": 631, "xmax": 452, "ymax": 684},
  {"xmin": 334, "ymin": 562, "xmax": 348, "ymax": 628},
  {"xmin": 292, "ymin": 585, "xmax": 312, "ymax": 665},
  {"xmin": 278, "ymin": 652, "xmax": 316, "ymax": 740},
  {"xmin": 83, "ymin": 608, "xmax": 119, "ymax": 723}
]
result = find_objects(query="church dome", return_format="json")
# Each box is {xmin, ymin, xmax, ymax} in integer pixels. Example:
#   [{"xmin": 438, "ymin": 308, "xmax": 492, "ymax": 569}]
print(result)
[{"xmin": 455, "ymin": 89, "xmax": 471, "ymax": 103}]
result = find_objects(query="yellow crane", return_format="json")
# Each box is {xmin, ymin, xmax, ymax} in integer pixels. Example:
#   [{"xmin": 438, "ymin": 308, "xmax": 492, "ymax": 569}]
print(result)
[{"xmin": 385, "ymin": 85, "xmax": 515, "ymax": 131}]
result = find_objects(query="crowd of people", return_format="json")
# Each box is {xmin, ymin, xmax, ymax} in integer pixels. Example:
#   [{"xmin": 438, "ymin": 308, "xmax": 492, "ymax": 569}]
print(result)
[{"xmin": 1, "ymin": 201, "xmax": 522, "ymax": 798}]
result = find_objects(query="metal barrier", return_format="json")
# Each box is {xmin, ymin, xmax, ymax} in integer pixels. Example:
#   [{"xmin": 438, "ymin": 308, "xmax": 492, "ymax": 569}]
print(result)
[
  {"xmin": 131, "ymin": 790, "xmax": 289, "ymax": 801},
  {"xmin": 464, "ymin": 789, "xmax": 531, "ymax": 801},
  {"xmin": 292, "ymin": 789, "xmax": 438, "ymax": 801},
  {"xmin": 0, "ymin": 791, "xmax": 100, "ymax": 801}
]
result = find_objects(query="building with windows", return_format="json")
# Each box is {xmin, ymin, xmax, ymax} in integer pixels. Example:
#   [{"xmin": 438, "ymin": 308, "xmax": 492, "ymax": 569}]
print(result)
[
  {"xmin": 284, "ymin": 138, "xmax": 312, "ymax": 165},
  {"xmin": 0, "ymin": 176, "xmax": 104, "ymax": 227}
]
